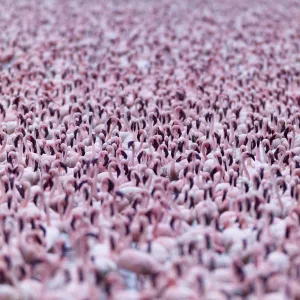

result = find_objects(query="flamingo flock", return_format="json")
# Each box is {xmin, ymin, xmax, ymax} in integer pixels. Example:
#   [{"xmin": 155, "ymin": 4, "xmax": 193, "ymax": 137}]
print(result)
[{"xmin": 1, "ymin": 0, "xmax": 300, "ymax": 299}]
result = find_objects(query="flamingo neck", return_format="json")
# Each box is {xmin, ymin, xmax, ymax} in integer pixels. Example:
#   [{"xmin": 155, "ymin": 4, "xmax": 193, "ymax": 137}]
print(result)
[
  {"xmin": 242, "ymin": 157, "xmax": 250, "ymax": 180},
  {"xmin": 131, "ymin": 147, "xmax": 135, "ymax": 166},
  {"xmin": 65, "ymin": 193, "xmax": 74, "ymax": 220},
  {"xmin": 138, "ymin": 136, "xmax": 145, "ymax": 153},
  {"xmin": 273, "ymin": 180, "xmax": 283, "ymax": 213},
  {"xmin": 0, "ymin": 137, "xmax": 7, "ymax": 155},
  {"xmin": 256, "ymin": 144, "xmax": 261, "ymax": 162},
  {"xmin": 23, "ymin": 189, "xmax": 31, "ymax": 208}
]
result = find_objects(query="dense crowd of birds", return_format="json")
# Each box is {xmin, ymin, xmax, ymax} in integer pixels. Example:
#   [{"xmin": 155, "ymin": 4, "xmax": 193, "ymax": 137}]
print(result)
[{"xmin": 1, "ymin": 0, "xmax": 300, "ymax": 299}]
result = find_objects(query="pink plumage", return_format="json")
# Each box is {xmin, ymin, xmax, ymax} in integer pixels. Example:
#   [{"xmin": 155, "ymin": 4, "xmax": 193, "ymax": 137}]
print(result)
[{"xmin": 0, "ymin": 0, "xmax": 299, "ymax": 299}]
